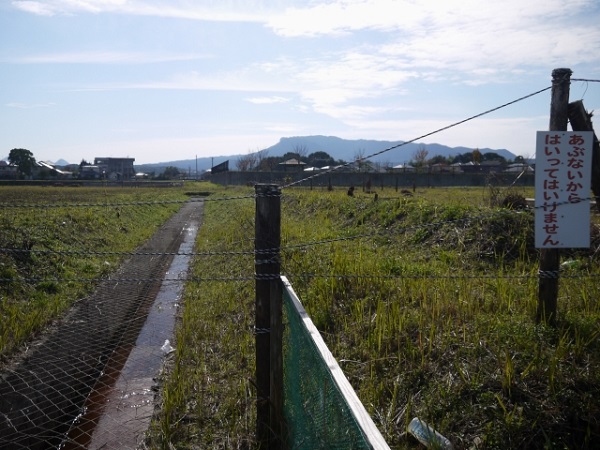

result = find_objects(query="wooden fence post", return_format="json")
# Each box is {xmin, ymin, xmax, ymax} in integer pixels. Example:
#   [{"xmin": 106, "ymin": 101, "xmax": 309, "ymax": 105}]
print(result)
[
  {"xmin": 537, "ymin": 68, "xmax": 572, "ymax": 326},
  {"xmin": 255, "ymin": 184, "xmax": 282, "ymax": 449}
]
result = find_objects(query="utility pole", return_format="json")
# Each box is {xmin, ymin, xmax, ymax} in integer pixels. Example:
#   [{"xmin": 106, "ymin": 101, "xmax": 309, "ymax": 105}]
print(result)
[{"xmin": 537, "ymin": 68, "xmax": 572, "ymax": 326}]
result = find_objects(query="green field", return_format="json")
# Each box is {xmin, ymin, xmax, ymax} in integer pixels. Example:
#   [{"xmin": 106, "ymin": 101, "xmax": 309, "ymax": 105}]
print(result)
[
  {"xmin": 2, "ymin": 183, "xmax": 599, "ymax": 449},
  {"xmin": 0, "ymin": 185, "xmax": 188, "ymax": 360},
  {"xmin": 148, "ymin": 184, "xmax": 600, "ymax": 449}
]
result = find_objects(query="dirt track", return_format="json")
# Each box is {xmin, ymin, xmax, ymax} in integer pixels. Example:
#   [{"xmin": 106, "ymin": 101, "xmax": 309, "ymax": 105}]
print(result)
[{"xmin": 0, "ymin": 200, "xmax": 204, "ymax": 450}]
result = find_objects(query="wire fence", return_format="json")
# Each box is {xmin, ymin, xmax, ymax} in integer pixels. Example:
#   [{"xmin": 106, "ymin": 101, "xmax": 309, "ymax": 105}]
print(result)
[
  {"xmin": 2, "ymin": 194, "xmax": 597, "ymax": 285},
  {"xmin": 0, "ymin": 199, "xmax": 201, "ymax": 449},
  {"xmin": 282, "ymin": 83, "xmax": 554, "ymax": 188},
  {"xmin": 1, "ymin": 187, "xmax": 598, "ymax": 448},
  {"xmin": 1, "ymin": 78, "xmax": 599, "ymax": 448}
]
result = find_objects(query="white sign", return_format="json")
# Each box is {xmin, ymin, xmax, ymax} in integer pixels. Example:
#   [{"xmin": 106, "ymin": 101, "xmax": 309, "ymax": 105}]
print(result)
[{"xmin": 535, "ymin": 131, "xmax": 593, "ymax": 248}]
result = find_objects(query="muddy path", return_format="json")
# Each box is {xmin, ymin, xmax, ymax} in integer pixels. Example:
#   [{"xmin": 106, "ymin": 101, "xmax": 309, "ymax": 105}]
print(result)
[{"xmin": 0, "ymin": 200, "xmax": 203, "ymax": 450}]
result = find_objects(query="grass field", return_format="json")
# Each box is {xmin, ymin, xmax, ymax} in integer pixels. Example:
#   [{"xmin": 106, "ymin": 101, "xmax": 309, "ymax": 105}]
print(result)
[
  {"xmin": 0, "ymin": 185, "xmax": 188, "ymax": 360},
  {"xmin": 2, "ymin": 182, "xmax": 599, "ymax": 449},
  {"xmin": 147, "ymin": 183, "xmax": 600, "ymax": 450}
]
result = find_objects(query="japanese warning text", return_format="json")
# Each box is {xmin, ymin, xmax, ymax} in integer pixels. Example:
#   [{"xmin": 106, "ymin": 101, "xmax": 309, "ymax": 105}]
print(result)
[{"xmin": 535, "ymin": 131, "xmax": 593, "ymax": 248}]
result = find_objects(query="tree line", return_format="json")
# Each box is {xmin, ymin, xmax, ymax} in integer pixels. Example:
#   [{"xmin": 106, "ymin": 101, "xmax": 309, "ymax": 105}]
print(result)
[
  {"xmin": 5, "ymin": 149, "xmax": 185, "ymax": 180},
  {"xmin": 235, "ymin": 146, "xmax": 346, "ymax": 172},
  {"xmin": 235, "ymin": 145, "xmax": 527, "ymax": 172}
]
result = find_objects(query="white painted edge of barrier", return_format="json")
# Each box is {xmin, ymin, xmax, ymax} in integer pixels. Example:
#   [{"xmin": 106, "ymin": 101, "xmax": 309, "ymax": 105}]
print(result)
[{"xmin": 281, "ymin": 275, "xmax": 391, "ymax": 450}]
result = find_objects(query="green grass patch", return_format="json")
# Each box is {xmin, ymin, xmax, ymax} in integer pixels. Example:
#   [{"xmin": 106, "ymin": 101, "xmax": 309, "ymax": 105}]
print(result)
[
  {"xmin": 147, "ymin": 185, "xmax": 257, "ymax": 449},
  {"xmin": 147, "ymin": 184, "xmax": 599, "ymax": 449},
  {"xmin": 0, "ymin": 184, "xmax": 193, "ymax": 360}
]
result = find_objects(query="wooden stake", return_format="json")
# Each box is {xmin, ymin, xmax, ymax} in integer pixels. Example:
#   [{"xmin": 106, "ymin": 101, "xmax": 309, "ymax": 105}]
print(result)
[
  {"xmin": 537, "ymin": 68, "xmax": 572, "ymax": 326},
  {"xmin": 255, "ymin": 184, "xmax": 281, "ymax": 448}
]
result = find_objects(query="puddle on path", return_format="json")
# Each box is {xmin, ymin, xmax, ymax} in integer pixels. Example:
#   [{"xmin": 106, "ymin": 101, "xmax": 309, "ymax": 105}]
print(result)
[{"xmin": 62, "ymin": 220, "xmax": 199, "ymax": 449}]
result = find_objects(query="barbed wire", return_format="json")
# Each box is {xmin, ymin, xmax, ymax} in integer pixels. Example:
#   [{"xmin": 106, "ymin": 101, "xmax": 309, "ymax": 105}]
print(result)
[
  {"xmin": 284, "ymin": 271, "xmax": 600, "ymax": 280},
  {"xmin": 0, "ymin": 193, "xmax": 262, "ymax": 209},
  {"xmin": 2, "ymin": 269, "xmax": 598, "ymax": 285},
  {"xmin": 281, "ymin": 84, "xmax": 553, "ymax": 189},
  {"xmin": 278, "ymin": 195, "xmax": 597, "ymax": 253},
  {"xmin": 572, "ymin": 78, "xmax": 600, "ymax": 83},
  {"xmin": 0, "ymin": 199, "xmax": 188, "ymax": 209},
  {"xmin": 1, "ymin": 196, "xmax": 596, "ymax": 259},
  {"xmin": 0, "ymin": 206, "xmax": 520, "ymax": 259},
  {"xmin": 1, "ymin": 73, "xmax": 596, "ymax": 286},
  {"xmin": 0, "ymin": 247, "xmax": 257, "ymax": 257},
  {"xmin": 0, "ymin": 275, "xmax": 254, "ymax": 283}
]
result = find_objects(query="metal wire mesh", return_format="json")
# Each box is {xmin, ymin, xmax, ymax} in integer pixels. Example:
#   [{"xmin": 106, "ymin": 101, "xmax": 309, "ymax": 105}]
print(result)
[{"xmin": 0, "ymin": 201, "xmax": 202, "ymax": 450}]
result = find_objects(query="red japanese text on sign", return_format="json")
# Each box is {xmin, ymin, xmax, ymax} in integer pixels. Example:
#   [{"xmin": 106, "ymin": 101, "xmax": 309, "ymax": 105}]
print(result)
[{"xmin": 535, "ymin": 131, "xmax": 592, "ymax": 248}]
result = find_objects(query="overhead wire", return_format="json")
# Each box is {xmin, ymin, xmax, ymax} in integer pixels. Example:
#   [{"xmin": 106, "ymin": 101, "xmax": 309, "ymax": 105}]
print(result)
[
  {"xmin": 282, "ymin": 84, "xmax": 553, "ymax": 188},
  {"xmin": 3, "ymin": 80, "xmax": 599, "ymax": 283}
]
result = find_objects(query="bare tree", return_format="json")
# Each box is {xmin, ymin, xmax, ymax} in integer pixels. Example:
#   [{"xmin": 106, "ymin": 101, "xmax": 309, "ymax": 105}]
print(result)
[
  {"xmin": 381, "ymin": 160, "xmax": 393, "ymax": 172},
  {"xmin": 236, "ymin": 150, "xmax": 258, "ymax": 171},
  {"xmin": 236, "ymin": 155, "xmax": 251, "ymax": 171},
  {"xmin": 256, "ymin": 148, "xmax": 269, "ymax": 168},
  {"xmin": 293, "ymin": 145, "xmax": 308, "ymax": 161},
  {"xmin": 412, "ymin": 145, "xmax": 429, "ymax": 171},
  {"xmin": 354, "ymin": 148, "xmax": 366, "ymax": 172}
]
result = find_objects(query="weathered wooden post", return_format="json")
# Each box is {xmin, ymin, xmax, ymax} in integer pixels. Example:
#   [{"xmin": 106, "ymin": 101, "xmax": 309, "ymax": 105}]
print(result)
[
  {"xmin": 255, "ymin": 184, "xmax": 282, "ymax": 448},
  {"xmin": 537, "ymin": 68, "xmax": 572, "ymax": 326}
]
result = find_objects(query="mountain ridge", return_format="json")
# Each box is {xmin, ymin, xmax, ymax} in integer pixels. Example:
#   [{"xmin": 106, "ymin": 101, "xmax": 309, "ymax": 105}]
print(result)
[
  {"xmin": 119, "ymin": 136, "xmax": 518, "ymax": 173},
  {"xmin": 267, "ymin": 135, "xmax": 515, "ymax": 163}
]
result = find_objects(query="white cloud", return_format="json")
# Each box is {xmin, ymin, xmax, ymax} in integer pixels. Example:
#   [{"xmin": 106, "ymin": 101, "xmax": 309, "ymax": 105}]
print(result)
[
  {"xmin": 10, "ymin": 0, "xmax": 282, "ymax": 21},
  {"xmin": 157, "ymin": 69, "xmax": 296, "ymax": 92},
  {"xmin": 267, "ymin": 0, "xmax": 596, "ymax": 37},
  {"xmin": 11, "ymin": 1, "xmax": 57, "ymax": 16},
  {"xmin": 12, "ymin": 0, "xmax": 600, "ymax": 80},
  {"xmin": 61, "ymin": 65, "xmax": 300, "ymax": 92},
  {"xmin": 7, "ymin": 51, "xmax": 208, "ymax": 64},
  {"xmin": 246, "ymin": 96, "xmax": 290, "ymax": 104},
  {"xmin": 266, "ymin": 0, "xmax": 600, "ymax": 80},
  {"xmin": 9, "ymin": 0, "xmax": 599, "ymax": 157},
  {"xmin": 226, "ymin": 0, "xmax": 600, "ymax": 126},
  {"xmin": 267, "ymin": 0, "xmax": 423, "ymax": 37}
]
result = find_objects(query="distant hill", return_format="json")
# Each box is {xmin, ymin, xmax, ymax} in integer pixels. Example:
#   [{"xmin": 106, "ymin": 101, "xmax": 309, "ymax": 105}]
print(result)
[
  {"xmin": 132, "ymin": 136, "xmax": 517, "ymax": 173},
  {"xmin": 264, "ymin": 135, "xmax": 516, "ymax": 164}
]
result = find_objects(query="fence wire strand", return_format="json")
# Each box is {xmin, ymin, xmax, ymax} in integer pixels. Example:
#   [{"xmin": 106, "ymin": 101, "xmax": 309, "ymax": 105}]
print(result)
[
  {"xmin": 1, "ymin": 195, "xmax": 597, "ymax": 281},
  {"xmin": 282, "ymin": 84, "xmax": 553, "ymax": 188},
  {"xmin": 1, "ymin": 74, "xmax": 599, "ymax": 449}
]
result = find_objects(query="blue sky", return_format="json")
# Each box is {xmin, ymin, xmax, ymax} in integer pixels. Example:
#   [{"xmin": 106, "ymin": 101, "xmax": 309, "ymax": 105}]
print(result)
[{"xmin": 2, "ymin": 0, "xmax": 600, "ymax": 165}]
